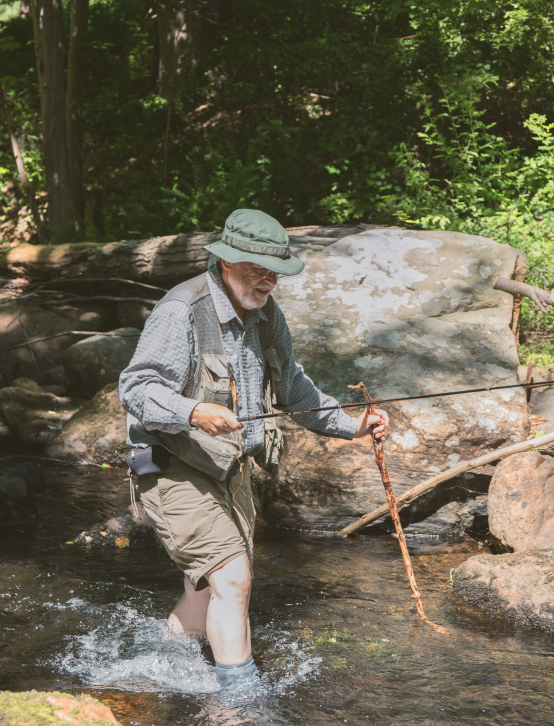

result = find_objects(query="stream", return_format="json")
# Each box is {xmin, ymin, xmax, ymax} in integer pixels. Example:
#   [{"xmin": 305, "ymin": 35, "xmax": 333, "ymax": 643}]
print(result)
[{"xmin": 1, "ymin": 460, "xmax": 553, "ymax": 726}]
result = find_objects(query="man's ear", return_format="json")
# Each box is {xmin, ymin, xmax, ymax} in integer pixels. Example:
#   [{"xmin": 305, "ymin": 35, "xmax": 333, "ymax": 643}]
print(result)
[{"xmin": 220, "ymin": 259, "xmax": 231, "ymax": 272}]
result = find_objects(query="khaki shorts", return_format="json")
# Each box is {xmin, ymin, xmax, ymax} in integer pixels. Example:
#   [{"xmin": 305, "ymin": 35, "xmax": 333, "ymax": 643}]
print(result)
[{"xmin": 137, "ymin": 455, "xmax": 255, "ymax": 591}]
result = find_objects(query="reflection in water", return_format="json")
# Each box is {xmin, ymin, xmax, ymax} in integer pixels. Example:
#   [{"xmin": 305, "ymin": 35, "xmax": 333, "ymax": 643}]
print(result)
[{"xmin": 1, "ymin": 461, "xmax": 554, "ymax": 725}]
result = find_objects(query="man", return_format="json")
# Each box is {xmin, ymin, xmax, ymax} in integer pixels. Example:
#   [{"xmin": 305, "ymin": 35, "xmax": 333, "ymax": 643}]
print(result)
[{"xmin": 119, "ymin": 209, "xmax": 388, "ymax": 690}]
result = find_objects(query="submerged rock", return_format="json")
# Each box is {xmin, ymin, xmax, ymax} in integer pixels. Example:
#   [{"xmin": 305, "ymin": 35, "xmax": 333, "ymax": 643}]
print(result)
[
  {"xmin": 64, "ymin": 327, "xmax": 140, "ymax": 399},
  {"xmin": 0, "ymin": 378, "xmax": 81, "ymax": 444},
  {"xmin": 0, "ymin": 690, "xmax": 119, "ymax": 725},
  {"xmin": 453, "ymin": 549, "xmax": 554, "ymax": 632},
  {"xmin": 488, "ymin": 451, "xmax": 554, "ymax": 551},
  {"xmin": 0, "ymin": 469, "xmax": 37, "ymax": 527},
  {"xmin": 73, "ymin": 503, "xmax": 153, "ymax": 546},
  {"xmin": 12, "ymin": 460, "xmax": 46, "ymax": 489},
  {"xmin": 45, "ymin": 383, "xmax": 128, "ymax": 466},
  {"xmin": 255, "ymin": 228, "xmax": 529, "ymax": 532}
]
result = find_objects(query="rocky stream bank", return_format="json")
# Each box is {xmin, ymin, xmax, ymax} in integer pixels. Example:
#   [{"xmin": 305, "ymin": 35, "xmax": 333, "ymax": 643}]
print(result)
[{"xmin": 0, "ymin": 224, "xmax": 553, "ymax": 638}]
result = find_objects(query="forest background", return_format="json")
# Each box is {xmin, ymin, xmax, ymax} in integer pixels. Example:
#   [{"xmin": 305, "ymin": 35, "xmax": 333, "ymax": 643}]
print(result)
[{"xmin": 0, "ymin": 0, "xmax": 553, "ymax": 363}]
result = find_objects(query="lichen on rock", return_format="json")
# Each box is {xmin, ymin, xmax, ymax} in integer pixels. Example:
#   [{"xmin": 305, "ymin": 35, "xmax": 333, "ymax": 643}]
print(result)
[
  {"xmin": 453, "ymin": 549, "xmax": 554, "ymax": 632},
  {"xmin": 0, "ymin": 690, "xmax": 120, "ymax": 726},
  {"xmin": 255, "ymin": 228, "xmax": 529, "ymax": 532}
]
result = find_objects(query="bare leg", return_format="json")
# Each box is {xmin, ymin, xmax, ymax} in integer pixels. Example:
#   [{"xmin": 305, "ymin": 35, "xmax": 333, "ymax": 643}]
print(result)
[
  {"xmin": 168, "ymin": 576, "xmax": 211, "ymax": 636},
  {"xmin": 205, "ymin": 553, "xmax": 252, "ymax": 665}
]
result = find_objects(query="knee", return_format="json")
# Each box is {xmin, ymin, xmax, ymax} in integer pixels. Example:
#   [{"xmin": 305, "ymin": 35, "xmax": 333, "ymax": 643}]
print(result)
[{"xmin": 208, "ymin": 555, "xmax": 251, "ymax": 602}]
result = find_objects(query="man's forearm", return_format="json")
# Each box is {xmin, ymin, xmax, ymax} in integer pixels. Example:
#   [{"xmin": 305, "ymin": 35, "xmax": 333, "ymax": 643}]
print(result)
[
  {"xmin": 119, "ymin": 300, "xmax": 199, "ymax": 433},
  {"xmin": 120, "ymin": 376, "xmax": 200, "ymax": 434},
  {"xmin": 278, "ymin": 365, "xmax": 357, "ymax": 440}
]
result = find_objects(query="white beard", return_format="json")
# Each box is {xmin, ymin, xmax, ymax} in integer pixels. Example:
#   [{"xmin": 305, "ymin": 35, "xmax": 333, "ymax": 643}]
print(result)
[{"xmin": 237, "ymin": 287, "xmax": 271, "ymax": 310}]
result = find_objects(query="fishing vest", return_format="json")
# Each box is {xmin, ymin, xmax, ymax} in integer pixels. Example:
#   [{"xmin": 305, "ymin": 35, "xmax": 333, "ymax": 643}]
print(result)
[{"xmin": 152, "ymin": 271, "xmax": 284, "ymax": 480}]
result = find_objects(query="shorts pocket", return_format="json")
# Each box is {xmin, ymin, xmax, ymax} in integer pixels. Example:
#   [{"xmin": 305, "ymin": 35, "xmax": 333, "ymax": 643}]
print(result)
[{"xmin": 157, "ymin": 479, "xmax": 219, "ymax": 552}]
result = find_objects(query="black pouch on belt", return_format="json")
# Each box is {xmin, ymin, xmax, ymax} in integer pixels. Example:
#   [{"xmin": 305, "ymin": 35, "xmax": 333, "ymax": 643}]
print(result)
[{"xmin": 125, "ymin": 446, "xmax": 170, "ymax": 476}]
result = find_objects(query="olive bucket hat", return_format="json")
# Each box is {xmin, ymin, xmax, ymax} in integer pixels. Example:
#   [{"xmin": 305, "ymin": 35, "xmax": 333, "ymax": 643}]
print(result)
[{"xmin": 203, "ymin": 209, "xmax": 305, "ymax": 276}]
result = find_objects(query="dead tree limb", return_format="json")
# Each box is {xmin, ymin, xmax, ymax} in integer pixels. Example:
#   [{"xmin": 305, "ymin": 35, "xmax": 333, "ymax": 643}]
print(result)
[
  {"xmin": 0, "ymin": 330, "xmax": 140, "ymax": 353},
  {"xmin": 0, "ymin": 293, "xmax": 158, "ymax": 306},
  {"xmin": 494, "ymin": 276, "xmax": 554, "ymax": 315},
  {"xmin": 29, "ymin": 277, "xmax": 168, "ymax": 293},
  {"xmin": 339, "ymin": 430, "xmax": 554, "ymax": 537},
  {"xmin": 349, "ymin": 381, "xmax": 450, "ymax": 636}
]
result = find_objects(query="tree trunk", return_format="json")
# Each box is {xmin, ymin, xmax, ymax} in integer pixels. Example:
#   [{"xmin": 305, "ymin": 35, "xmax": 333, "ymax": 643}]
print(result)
[
  {"xmin": 31, "ymin": 0, "xmax": 74, "ymax": 241},
  {"xmin": 158, "ymin": 0, "xmax": 217, "ymax": 99},
  {"xmin": 66, "ymin": 0, "xmax": 89, "ymax": 223},
  {"xmin": 158, "ymin": 3, "xmax": 191, "ymax": 100},
  {"xmin": 0, "ymin": 81, "xmax": 46, "ymax": 243}
]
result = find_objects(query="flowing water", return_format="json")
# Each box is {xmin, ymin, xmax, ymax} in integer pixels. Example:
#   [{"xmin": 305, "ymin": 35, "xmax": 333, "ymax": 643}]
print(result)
[{"xmin": 1, "ymin": 460, "xmax": 553, "ymax": 726}]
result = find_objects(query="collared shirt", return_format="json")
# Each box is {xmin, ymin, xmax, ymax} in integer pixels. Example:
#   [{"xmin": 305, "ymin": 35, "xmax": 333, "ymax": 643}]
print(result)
[{"xmin": 119, "ymin": 266, "xmax": 357, "ymax": 454}]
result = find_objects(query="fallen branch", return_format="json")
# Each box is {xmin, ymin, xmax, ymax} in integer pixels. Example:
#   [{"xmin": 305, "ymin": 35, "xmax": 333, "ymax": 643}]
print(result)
[
  {"xmin": 0, "ymin": 330, "xmax": 140, "ymax": 353},
  {"xmin": 494, "ymin": 276, "xmax": 554, "ymax": 315},
  {"xmin": 30, "ymin": 277, "xmax": 168, "ymax": 293},
  {"xmin": 338, "ymin": 430, "xmax": 554, "ymax": 536},
  {"xmin": 349, "ymin": 382, "xmax": 450, "ymax": 636},
  {"xmin": 0, "ymin": 292, "xmax": 158, "ymax": 306}
]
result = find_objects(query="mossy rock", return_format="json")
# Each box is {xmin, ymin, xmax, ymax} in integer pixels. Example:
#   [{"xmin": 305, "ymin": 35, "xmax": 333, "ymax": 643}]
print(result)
[{"xmin": 0, "ymin": 690, "xmax": 119, "ymax": 725}]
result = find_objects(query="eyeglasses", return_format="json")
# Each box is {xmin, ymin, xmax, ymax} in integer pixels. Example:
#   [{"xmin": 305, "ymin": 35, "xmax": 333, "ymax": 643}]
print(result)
[{"xmin": 246, "ymin": 264, "xmax": 283, "ymax": 280}]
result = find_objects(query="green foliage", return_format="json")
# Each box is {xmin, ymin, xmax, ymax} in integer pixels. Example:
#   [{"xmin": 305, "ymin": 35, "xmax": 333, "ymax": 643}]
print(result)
[
  {"xmin": 380, "ymin": 87, "xmax": 554, "ymax": 361},
  {"xmin": 0, "ymin": 0, "xmax": 554, "ymax": 357}
]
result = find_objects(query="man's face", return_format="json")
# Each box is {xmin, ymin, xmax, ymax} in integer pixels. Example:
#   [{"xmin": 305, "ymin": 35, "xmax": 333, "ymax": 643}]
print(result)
[{"xmin": 223, "ymin": 261, "xmax": 279, "ymax": 310}]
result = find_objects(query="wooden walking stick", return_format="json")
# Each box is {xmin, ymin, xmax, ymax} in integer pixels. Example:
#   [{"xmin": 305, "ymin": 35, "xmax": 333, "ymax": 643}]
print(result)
[{"xmin": 349, "ymin": 382, "xmax": 450, "ymax": 637}]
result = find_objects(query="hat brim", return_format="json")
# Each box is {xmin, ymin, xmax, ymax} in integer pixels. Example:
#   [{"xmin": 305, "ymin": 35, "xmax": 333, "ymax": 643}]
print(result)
[{"xmin": 203, "ymin": 241, "xmax": 305, "ymax": 276}]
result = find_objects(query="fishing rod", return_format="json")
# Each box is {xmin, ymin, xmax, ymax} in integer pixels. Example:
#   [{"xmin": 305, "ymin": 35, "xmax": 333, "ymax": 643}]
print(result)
[{"xmin": 236, "ymin": 379, "xmax": 553, "ymax": 423}]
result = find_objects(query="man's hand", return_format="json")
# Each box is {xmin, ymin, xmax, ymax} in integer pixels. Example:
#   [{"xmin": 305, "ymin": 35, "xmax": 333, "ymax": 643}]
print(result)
[
  {"xmin": 190, "ymin": 402, "xmax": 244, "ymax": 437},
  {"xmin": 353, "ymin": 408, "xmax": 389, "ymax": 440}
]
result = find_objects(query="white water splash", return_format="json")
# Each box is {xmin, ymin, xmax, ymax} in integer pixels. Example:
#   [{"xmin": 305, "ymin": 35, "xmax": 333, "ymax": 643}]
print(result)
[
  {"xmin": 53, "ymin": 600, "xmax": 322, "ymax": 697},
  {"xmin": 55, "ymin": 601, "xmax": 219, "ymax": 693}
]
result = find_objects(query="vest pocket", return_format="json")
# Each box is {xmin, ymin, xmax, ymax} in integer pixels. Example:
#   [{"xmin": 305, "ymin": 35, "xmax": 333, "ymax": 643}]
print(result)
[
  {"xmin": 203, "ymin": 387, "xmax": 231, "ymax": 407},
  {"xmin": 201, "ymin": 354, "xmax": 233, "ymax": 409}
]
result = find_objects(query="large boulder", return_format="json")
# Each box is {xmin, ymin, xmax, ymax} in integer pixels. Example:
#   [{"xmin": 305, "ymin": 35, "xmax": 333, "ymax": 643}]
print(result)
[
  {"xmin": 0, "ymin": 378, "xmax": 81, "ymax": 444},
  {"xmin": 45, "ymin": 383, "xmax": 128, "ymax": 466},
  {"xmin": 63, "ymin": 327, "xmax": 140, "ymax": 399},
  {"xmin": 254, "ymin": 229, "xmax": 529, "ymax": 532},
  {"xmin": 0, "ymin": 299, "xmax": 117, "ymax": 386},
  {"xmin": 453, "ymin": 549, "xmax": 554, "ymax": 632},
  {"xmin": 488, "ymin": 451, "xmax": 554, "ymax": 551}
]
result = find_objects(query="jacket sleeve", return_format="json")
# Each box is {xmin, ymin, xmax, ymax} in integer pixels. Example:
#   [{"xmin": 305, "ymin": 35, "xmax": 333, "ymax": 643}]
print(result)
[
  {"xmin": 272, "ymin": 301, "xmax": 357, "ymax": 440},
  {"xmin": 118, "ymin": 300, "xmax": 200, "ymax": 433}
]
